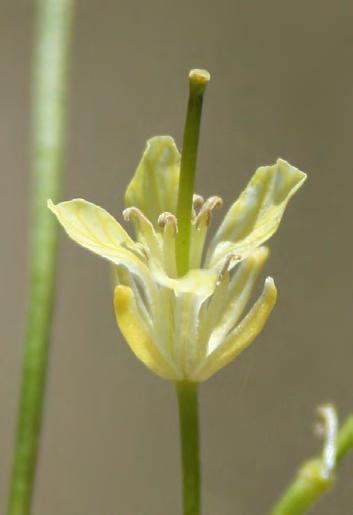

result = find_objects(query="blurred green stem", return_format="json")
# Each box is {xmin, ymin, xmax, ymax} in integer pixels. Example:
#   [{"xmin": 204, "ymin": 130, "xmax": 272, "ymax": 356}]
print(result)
[
  {"xmin": 176, "ymin": 382, "xmax": 201, "ymax": 515},
  {"xmin": 7, "ymin": 0, "xmax": 74, "ymax": 513},
  {"xmin": 336, "ymin": 415, "xmax": 353, "ymax": 464},
  {"xmin": 270, "ymin": 412, "xmax": 353, "ymax": 515}
]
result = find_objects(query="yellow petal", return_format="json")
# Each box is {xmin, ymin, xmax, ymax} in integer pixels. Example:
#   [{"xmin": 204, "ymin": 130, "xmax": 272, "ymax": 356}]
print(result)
[
  {"xmin": 206, "ymin": 159, "xmax": 307, "ymax": 269},
  {"xmin": 114, "ymin": 285, "xmax": 178, "ymax": 380},
  {"xmin": 173, "ymin": 291, "xmax": 201, "ymax": 378},
  {"xmin": 48, "ymin": 199, "xmax": 158, "ymax": 307},
  {"xmin": 198, "ymin": 247, "xmax": 270, "ymax": 359},
  {"xmin": 48, "ymin": 198, "xmax": 135, "ymax": 253},
  {"xmin": 113, "ymin": 266, "xmax": 153, "ymax": 329},
  {"xmin": 148, "ymin": 268, "xmax": 218, "ymax": 378},
  {"xmin": 153, "ymin": 267, "xmax": 218, "ymax": 300},
  {"xmin": 193, "ymin": 277, "xmax": 277, "ymax": 381},
  {"xmin": 190, "ymin": 196, "xmax": 223, "ymax": 269},
  {"xmin": 124, "ymin": 136, "xmax": 180, "ymax": 223}
]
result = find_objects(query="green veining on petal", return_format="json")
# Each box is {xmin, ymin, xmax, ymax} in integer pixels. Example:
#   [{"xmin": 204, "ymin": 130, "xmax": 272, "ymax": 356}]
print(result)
[
  {"xmin": 206, "ymin": 159, "xmax": 307, "ymax": 270},
  {"xmin": 125, "ymin": 136, "xmax": 181, "ymax": 225}
]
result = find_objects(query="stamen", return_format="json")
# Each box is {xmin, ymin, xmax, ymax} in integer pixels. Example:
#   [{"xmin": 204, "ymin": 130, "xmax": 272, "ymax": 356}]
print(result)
[
  {"xmin": 218, "ymin": 252, "xmax": 241, "ymax": 281},
  {"xmin": 158, "ymin": 212, "xmax": 178, "ymax": 277},
  {"xmin": 135, "ymin": 242, "xmax": 150, "ymax": 259},
  {"xmin": 195, "ymin": 195, "xmax": 223, "ymax": 227},
  {"xmin": 189, "ymin": 196, "xmax": 223, "ymax": 269},
  {"xmin": 118, "ymin": 239, "xmax": 149, "ymax": 261},
  {"xmin": 123, "ymin": 207, "xmax": 162, "ymax": 260},
  {"xmin": 123, "ymin": 206, "xmax": 150, "ymax": 225},
  {"xmin": 193, "ymin": 194, "xmax": 205, "ymax": 210},
  {"xmin": 158, "ymin": 212, "xmax": 178, "ymax": 234}
]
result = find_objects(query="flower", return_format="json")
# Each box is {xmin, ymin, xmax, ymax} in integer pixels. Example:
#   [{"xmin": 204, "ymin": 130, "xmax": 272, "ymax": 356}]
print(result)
[{"xmin": 49, "ymin": 136, "xmax": 306, "ymax": 381}]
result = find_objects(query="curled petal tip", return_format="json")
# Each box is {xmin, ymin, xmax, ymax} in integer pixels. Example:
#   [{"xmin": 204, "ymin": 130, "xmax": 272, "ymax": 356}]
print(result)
[
  {"xmin": 264, "ymin": 276, "xmax": 277, "ymax": 298},
  {"xmin": 114, "ymin": 284, "xmax": 133, "ymax": 310},
  {"xmin": 248, "ymin": 246, "xmax": 270, "ymax": 267},
  {"xmin": 277, "ymin": 157, "xmax": 307, "ymax": 183}
]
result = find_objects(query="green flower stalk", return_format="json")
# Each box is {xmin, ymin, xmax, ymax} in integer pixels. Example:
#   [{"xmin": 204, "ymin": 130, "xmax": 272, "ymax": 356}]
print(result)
[
  {"xmin": 48, "ymin": 69, "xmax": 306, "ymax": 514},
  {"xmin": 271, "ymin": 407, "xmax": 353, "ymax": 515},
  {"xmin": 8, "ymin": 0, "xmax": 74, "ymax": 513}
]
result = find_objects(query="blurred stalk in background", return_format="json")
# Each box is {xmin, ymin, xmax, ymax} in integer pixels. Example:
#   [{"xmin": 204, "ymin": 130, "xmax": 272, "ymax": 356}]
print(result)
[
  {"xmin": 7, "ymin": 0, "xmax": 74, "ymax": 513},
  {"xmin": 270, "ymin": 409, "xmax": 353, "ymax": 515}
]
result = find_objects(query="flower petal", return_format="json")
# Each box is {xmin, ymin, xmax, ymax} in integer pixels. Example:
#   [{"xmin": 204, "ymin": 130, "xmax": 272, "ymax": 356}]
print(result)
[
  {"xmin": 124, "ymin": 136, "xmax": 181, "ymax": 223},
  {"xmin": 114, "ymin": 286, "xmax": 179, "ymax": 380},
  {"xmin": 149, "ymin": 268, "xmax": 218, "ymax": 379},
  {"xmin": 48, "ymin": 199, "xmax": 158, "ymax": 308},
  {"xmin": 153, "ymin": 267, "xmax": 218, "ymax": 299},
  {"xmin": 48, "ymin": 198, "xmax": 135, "ymax": 254},
  {"xmin": 205, "ymin": 159, "xmax": 307, "ymax": 269},
  {"xmin": 193, "ymin": 277, "xmax": 277, "ymax": 381},
  {"xmin": 199, "ymin": 246, "xmax": 270, "ymax": 358},
  {"xmin": 173, "ymin": 291, "xmax": 202, "ymax": 378},
  {"xmin": 113, "ymin": 266, "xmax": 153, "ymax": 329}
]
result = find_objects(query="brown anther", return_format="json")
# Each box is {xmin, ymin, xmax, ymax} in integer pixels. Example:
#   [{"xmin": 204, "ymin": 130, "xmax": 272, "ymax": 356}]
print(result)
[
  {"xmin": 193, "ymin": 194, "xmax": 205, "ymax": 210},
  {"xmin": 123, "ymin": 206, "xmax": 146, "ymax": 222},
  {"xmin": 195, "ymin": 195, "xmax": 223, "ymax": 227},
  {"xmin": 204, "ymin": 195, "xmax": 223, "ymax": 210},
  {"xmin": 220, "ymin": 253, "xmax": 241, "ymax": 276},
  {"xmin": 157, "ymin": 212, "xmax": 178, "ymax": 234}
]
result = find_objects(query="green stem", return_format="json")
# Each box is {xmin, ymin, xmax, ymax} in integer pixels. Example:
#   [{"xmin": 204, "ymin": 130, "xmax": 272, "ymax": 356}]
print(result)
[
  {"xmin": 176, "ymin": 382, "xmax": 201, "ymax": 515},
  {"xmin": 176, "ymin": 69, "xmax": 210, "ymax": 277},
  {"xmin": 336, "ymin": 415, "xmax": 353, "ymax": 465},
  {"xmin": 7, "ymin": 1, "xmax": 74, "ymax": 513},
  {"xmin": 270, "ymin": 413, "xmax": 353, "ymax": 515}
]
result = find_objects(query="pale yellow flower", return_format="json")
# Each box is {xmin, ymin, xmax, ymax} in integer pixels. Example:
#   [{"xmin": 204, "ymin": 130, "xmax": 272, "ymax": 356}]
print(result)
[{"xmin": 49, "ymin": 136, "xmax": 306, "ymax": 381}]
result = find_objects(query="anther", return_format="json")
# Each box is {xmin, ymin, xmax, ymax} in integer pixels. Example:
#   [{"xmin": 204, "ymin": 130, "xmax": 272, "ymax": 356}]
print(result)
[
  {"xmin": 157, "ymin": 212, "xmax": 178, "ymax": 234},
  {"xmin": 204, "ymin": 195, "xmax": 223, "ymax": 210},
  {"xmin": 193, "ymin": 194, "xmax": 205, "ymax": 210},
  {"xmin": 195, "ymin": 195, "xmax": 223, "ymax": 227},
  {"xmin": 123, "ymin": 206, "xmax": 148, "ymax": 223},
  {"xmin": 219, "ymin": 253, "xmax": 241, "ymax": 277}
]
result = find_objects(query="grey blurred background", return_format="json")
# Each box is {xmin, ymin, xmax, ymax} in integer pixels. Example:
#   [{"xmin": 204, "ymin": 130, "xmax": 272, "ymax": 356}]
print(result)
[{"xmin": 1, "ymin": 1, "xmax": 353, "ymax": 514}]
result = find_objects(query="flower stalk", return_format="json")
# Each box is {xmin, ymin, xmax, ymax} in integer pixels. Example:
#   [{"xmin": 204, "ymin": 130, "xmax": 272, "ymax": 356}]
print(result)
[
  {"xmin": 270, "ymin": 408, "xmax": 353, "ymax": 515},
  {"xmin": 177, "ymin": 382, "xmax": 201, "ymax": 515},
  {"xmin": 175, "ymin": 70, "xmax": 209, "ymax": 515},
  {"xmin": 7, "ymin": 0, "xmax": 74, "ymax": 513}
]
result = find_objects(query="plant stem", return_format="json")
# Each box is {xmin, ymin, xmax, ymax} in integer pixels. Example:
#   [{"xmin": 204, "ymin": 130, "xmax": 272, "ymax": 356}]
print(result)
[
  {"xmin": 7, "ymin": 1, "xmax": 74, "ymax": 513},
  {"xmin": 175, "ymin": 69, "xmax": 209, "ymax": 514},
  {"xmin": 176, "ymin": 69, "xmax": 210, "ymax": 277},
  {"xmin": 270, "ymin": 413, "xmax": 353, "ymax": 515},
  {"xmin": 176, "ymin": 382, "xmax": 201, "ymax": 515},
  {"xmin": 336, "ymin": 415, "xmax": 353, "ymax": 465}
]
